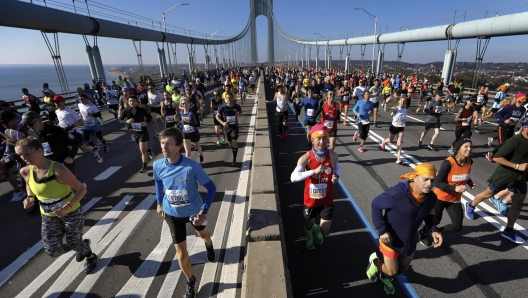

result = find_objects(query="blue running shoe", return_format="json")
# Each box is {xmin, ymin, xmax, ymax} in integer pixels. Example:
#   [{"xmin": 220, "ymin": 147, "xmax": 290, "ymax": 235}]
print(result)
[
  {"xmin": 501, "ymin": 230, "xmax": 524, "ymax": 244},
  {"xmin": 465, "ymin": 201, "xmax": 476, "ymax": 220}
]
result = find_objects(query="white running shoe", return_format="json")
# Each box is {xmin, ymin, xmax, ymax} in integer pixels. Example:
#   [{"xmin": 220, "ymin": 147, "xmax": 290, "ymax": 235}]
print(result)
[{"xmin": 94, "ymin": 153, "xmax": 103, "ymax": 163}]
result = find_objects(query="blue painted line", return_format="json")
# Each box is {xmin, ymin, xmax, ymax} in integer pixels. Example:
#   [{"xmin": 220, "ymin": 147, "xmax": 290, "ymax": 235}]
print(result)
[{"xmin": 286, "ymin": 101, "xmax": 420, "ymax": 298}]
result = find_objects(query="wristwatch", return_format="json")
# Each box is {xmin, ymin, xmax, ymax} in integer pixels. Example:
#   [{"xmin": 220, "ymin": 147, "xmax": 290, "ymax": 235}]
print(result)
[{"xmin": 200, "ymin": 209, "xmax": 208, "ymax": 215}]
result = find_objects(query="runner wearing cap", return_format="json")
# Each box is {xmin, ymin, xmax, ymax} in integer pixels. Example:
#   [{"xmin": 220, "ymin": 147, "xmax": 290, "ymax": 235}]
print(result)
[
  {"xmin": 53, "ymin": 95, "xmax": 104, "ymax": 162},
  {"xmin": 485, "ymin": 93, "xmax": 527, "ymax": 162},
  {"xmin": 41, "ymin": 88, "xmax": 58, "ymax": 124},
  {"xmin": 448, "ymin": 97, "xmax": 475, "ymax": 155},
  {"xmin": 367, "ymin": 164, "xmax": 442, "ymax": 295},
  {"xmin": 418, "ymin": 90, "xmax": 444, "ymax": 151},
  {"xmin": 77, "ymin": 95, "xmax": 110, "ymax": 154},
  {"xmin": 465, "ymin": 119, "xmax": 528, "ymax": 244},
  {"xmin": 352, "ymin": 90, "xmax": 374, "ymax": 153},
  {"xmin": 381, "ymin": 97, "xmax": 407, "ymax": 164},
  {"xmin": 290, "ymin": 124, "xmax": 340, "ymax": 250},
  {"xmin": 22, "ymin": 88, "xmax": 42, "ymax": 114},
  {"xmin": 419, "ymin": 139, "xmax": 475, "ymax": 246}
]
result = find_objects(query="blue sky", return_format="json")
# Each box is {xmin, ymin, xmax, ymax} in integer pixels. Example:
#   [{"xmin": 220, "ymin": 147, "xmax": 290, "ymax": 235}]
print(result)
[{"xmin": 1, "ymin": 0, "xmax": 527, "ymax": 65}]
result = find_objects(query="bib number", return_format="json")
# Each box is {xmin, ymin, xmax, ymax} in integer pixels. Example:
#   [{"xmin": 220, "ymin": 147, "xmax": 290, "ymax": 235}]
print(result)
[
  {"xmin": 42, "ymin": 142, "xmax": 53, "ymax": 156},
  {"xmin": 85, "ymin": 117, "xmax": 95, "ymax": 126},
  {"xmin": 226, "ymin": 116, "xmax": 237, "ymax": 124},
  {"xmin": 510, "ymin": 117, "xmax": 519, "ymax": 122},
  {"xmin": 307, "ymin": 109, "xmax": 314, "ymax": 117},
  {"xmin": 165, "ymin": 115, "xmax": 175, "ymax": 123},
  {"xmin": 42, "ymin": 199, "xmax": 64, "ymax": 213},
  {"xmin": 361, "ymin": 120, "xmax": 370, "ymax": 125},
  {"xmin": 165, "ymin": 189, "xmax": 190, "ymax": 208},
  {"xmin": 184, "ymin": 125, "xmax": 195, "ymax": 132},
  {"xmin": 324, "ymin": 120, "xmax": 334, "ymax": 128},
  {"xmin": 131, "ymin": 122, "xmax": 142, "ymax": 131},
  {"xmin": 342, "ymin": 96, "xmax": 349, "ymax": 102},
  {"xmin": 435, "ymin": 106, "xmax": 443, "ymax": 112},
  {"xmin": 309, "ymin": 183, "xmax": 327, "ymax": 199}
]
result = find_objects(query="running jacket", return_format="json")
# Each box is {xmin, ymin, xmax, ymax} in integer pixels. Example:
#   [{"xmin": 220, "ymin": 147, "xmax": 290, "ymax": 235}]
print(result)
[{"xmin": 371, "ymin": 181, "xmax": 438, "ymax": 256}]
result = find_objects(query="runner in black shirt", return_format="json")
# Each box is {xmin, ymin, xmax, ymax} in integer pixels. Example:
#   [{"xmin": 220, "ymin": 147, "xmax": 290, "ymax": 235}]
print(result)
[{"xmin": 216, "ymin": 93, "xmax": 242, "ymax": 166}]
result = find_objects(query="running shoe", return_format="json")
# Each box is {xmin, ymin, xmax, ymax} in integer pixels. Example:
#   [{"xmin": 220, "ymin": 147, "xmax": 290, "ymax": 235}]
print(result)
[
  {"xmin": 465, "ymin": 201, "xmax": 476, "ymax": 220},
  {"xmin": 475, "ymin": 129, "xmax": 481, "ymax": 134},
  {"xmin": 104, "ymin": 145, "xmax": 109, "ymax": 153},
  {"xmin": 343, "ymin": 121, "xmax": 348, "ymax": 126},
  {"xmin": 418, "ymin": 230, "xmax": 432, "ymax": 247},
  {"xmin": 448, "ymin": 148, "xmax": 455, "ymax": 155},
  {"xmin": 11, "ymin": 191, "xmax": 26, "ymax": 202},
  {"xmin": 76, "ymin": 239, "xmax": 91, "ymax": 262},
  {"xmin": 366, "ymin": 252, "xmax": 379, "ymax": 281},
  {"xmin": 206, "ymin": 242, "xmax": 215, "ymax": 262},
  {"xmin": 222, "ymin": 138, "xmax": 227, "ymax": 145},
  {"xmin": 313, "ymin": 224, "xmax": 324, "ymax": 245},
  {"xmin": 353, "ymin": 131, "xmax": 359, "ymax": 142},
  {"xmin": 428, "ymin": 144, "xmax": 436, "ymax": 151},
  {"xmin": 487, "ymin": 137, "xmax": 493, "ymax": 147},
  {"xmin": 358, "ymin": 146, "xmax": 365, "ymax": 153},
  {"xmin": 283, "ymin": 130, "xmax": 288, "ymax": 137},
  {"xmin": 184, "ymin": 276, "xmax": 196, "ymax": 298},
  {"xmin": 489, "ymin": 197, "xmax": 508, "ymax": 215},
  {"xmin": 486, "ymin": 152, "xmax": 494, "ymax": 162},
  {"xmin": 216, "ymin": 139, "xmax": 220, "ymax": 146},
  {"xmin": 481, "ymin": 120, "xmax": 487, "ymax": 124},
  {"xmin": 138, "ymin": 166, "xmax": 147, "ymax": 173},
  {"xmin": 418, "ymin": 140, "xmax": 422, "ymax": 147},
  {"xmin": 94, "ymin": 153, "xmax": 103, "ymax": 164},
  {"xmin": 396, "ymin": 158, "xmax": 402, "ymax": 164},
  {"xmin": 93, "ymin": 146, "xmax": 100, "ymax": 153},
  {"xmin": 199, "ymin": 154, "xmax": 204, "ymax": 163},
  {"xmin": 148, "ymin": 148, "xmax": 154, "ymax": 160},
  {"xmin": 501, "ymin": 230, "xmax": 524, "ymax": 244},
  {"xmin": 84, "ymin": 254, "xmax": 98, "ymax": 274},
  {"xmin": 279, "ymin": 132, "xmax": 284, "ymax": 140},
  {"xmin": 305, "ymin": 226, "xmax": 315, "ymax": 250},
  {"xmin": 374, "ymin": 124, "xmax": 379, "ymax": 128},
  {"xmin": 379, "ymin": 273, "xmax": 395, "ymax": 295},
  {"xmin": 380, "ymin": 140, "xmax": 386, "ymax": 150}
]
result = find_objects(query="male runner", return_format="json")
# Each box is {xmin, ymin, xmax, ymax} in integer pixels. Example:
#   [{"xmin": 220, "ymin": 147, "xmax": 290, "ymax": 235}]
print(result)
[
  {"xmin": 217, "ymin": 93, "xmax": 242, "ymax": 166},
  {"xmin": 352, "ymin": 90, "xmax": 374, "ymax": 153},
  {"xmin": 290, "ymin": 124, "xmax": 340, "ymax": 250},
  {"xmin": 295, "ymin": 88, "xmax": 319, "ymax": 147}
]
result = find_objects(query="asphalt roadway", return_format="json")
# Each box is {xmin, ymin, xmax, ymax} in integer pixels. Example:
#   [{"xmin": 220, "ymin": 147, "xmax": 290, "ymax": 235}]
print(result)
[
  {"xmin": 269, "ymin": 86, "xmax": 528, "ymax": 298},
  {"xmin": 0, "ymin": 82, "xmax": 256, "ymax": 297}
]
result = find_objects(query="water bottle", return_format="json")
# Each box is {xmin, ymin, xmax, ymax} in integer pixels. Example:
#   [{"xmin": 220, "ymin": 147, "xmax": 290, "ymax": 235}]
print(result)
[{"xmin": 189, "ymin": 216, "xmax": 208, "ymax": 226}]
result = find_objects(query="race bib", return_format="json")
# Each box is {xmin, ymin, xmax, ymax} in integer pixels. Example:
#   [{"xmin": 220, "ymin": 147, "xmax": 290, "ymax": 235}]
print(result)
[
  {"xmin": 165, "ymin": 115, "xmax": 175, "ymax": 123},
  {"xmin": 165, "ymin": 189, "xmax": 190, "ymax": 208},
  {"xmin": 461, "ymin": 121, "xmax": 469, "ymax": 127},
  {"xmin": 213, "ymin": 110, "xmax": 218, "ymax": 116},
  {"xmin": 226, "ymin": 116, "xmax": 237, "ymax": 124},
  {"xmin": 42, "ymin": 199, "xmax": 64, "ymax": 213},
  {"xmin": 85, "ymin": 117, "xmax": 95, "ymax": 126},
  {"xmin": 342, "ymin": 96, "xmax": 350, "ymax": 102},
  {"xmin": 131, "ymin": 122, "xmax": 142, "ymax": 131},
  {"xmin": 435, "ymin": 106, "xmax": 443, "ymax": 112},
  {"xmin": 42, "ymin": 142, "xmax": 53, "ymax": 156},
  {"xmin": 324, "ymin": 120, "xmax": 334, "ymax": 128},
  {"xmin": 307, "ymin": 109, "xmax": 314, "ymax": 116},
  {"xmin": 361, "ymin": 120, "xmax": 370, "ymax": 125},
  {"xmin": 492, "ymin": 102, "xmax": 501, "ymax": 109},
  {"xmin": 309, "ymin": 183, "xmax": 327, "ymax": 199},
  {"xmin": 477, "ymin": 96, "xmax": 484, "ymax": 103},
  {"xmin": 370, "ymin": 97, "xmax": 379, "ymax": 103},
  {"xmin": 453, "ymin": 93, "xmax": 459, "ymax": 98},
  {"xmin": 451, "ymin": 174, "xmax": 470, "ymax": 182},
  {"xmin": 183, "ymin": 125, "xmax": 195, "ymax": 132},
  {"xmin": 510, "ymin": 117, "xmax": 519, "ymax": 122}
]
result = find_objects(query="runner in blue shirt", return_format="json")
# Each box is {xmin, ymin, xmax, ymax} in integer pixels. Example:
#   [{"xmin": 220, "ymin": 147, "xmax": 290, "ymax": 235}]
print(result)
[
  {"xmin": 154, "ymin": 127, "xmax": 216, "ymax": 298},
  {"xmin": 295, "ymin": 88, "xmax": 319, "ymax": 147}
]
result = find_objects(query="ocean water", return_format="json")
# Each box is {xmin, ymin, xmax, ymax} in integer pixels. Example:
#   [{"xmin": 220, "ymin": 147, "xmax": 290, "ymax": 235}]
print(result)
[{"xmin": 0, "ymin": 64, "xmax": 121, "ymax": 102}]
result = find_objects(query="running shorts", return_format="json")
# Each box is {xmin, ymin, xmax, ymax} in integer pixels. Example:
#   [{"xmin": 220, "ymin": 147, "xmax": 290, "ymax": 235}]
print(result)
[
  {"xmin": 183, "ymin": 131, "xmax": 200, "ymax": 143},
  {"xmin": 164, "ymin": 214, "xmax": 206, "ymax": 244},
  {"xmin": 379, "ymin": 239, "xmax": 399, "ymax": 259},
  {"xmin": 358, "ymin": 122, "xmax": 370, "ymax": 140},
  {"xmin": 151, "ymin": 107, "xmax": 162, "ymax": 115},
  {"xmin": 424, "ymin": 122, "xmax": 441, "ymax": 130},
  {"xmin": 373, "ymin": 102, "xmax": 379, "ymax": 109},
  {"xmin": 131, "ymin": 131, "xmax": 149, "ymax": 143},
  {"xmin": 303, "ymin": 204, "xmax": 333, "ymax": 220},
  {"xmin": 69, "ymin": 131, "xmax": 86, "ymax": 146},
  {"xmin": 389, "ymin": 125, "xmax": 404, "ymax": 135},
  {"xmin": 473, "ymin": 104, "xmax": 484, "ymax": 112},
  {"xmin": 488, "ymin": 180, "xmax": 527, "ymax": 195},
  {"xmin": 304, "ymin": 119, "xmax": 317, "ymax": 127},
  {"xmin": 329, "ymin": 130, "xmax": 337, "ymax": 138},
  {"xmin": 224, "ymin": 127, "xmax": 239, "ymax": 141}
]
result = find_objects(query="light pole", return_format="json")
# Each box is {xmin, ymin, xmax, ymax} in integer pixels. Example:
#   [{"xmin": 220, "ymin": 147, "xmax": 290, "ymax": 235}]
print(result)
[
  {"xmin": 313, "ymin": 33, "xmax": 328, "ymax": 69},
  {"xmin": 354, "ymin": 8, "xmax": 377, "ymax": 75},
  {"xmin": 162, "ymin": 3, "xmax": 189, "ymax": 73}
]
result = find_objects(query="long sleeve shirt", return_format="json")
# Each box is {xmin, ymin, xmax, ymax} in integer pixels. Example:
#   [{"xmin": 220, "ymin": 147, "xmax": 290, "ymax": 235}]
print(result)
[
  {"xmin": 495, "ymin": 104, "xmax": 526, "ymax": 127},
  {"xmin": 352, "ymin": 100, "xmax": 374, "ymax": 124}
]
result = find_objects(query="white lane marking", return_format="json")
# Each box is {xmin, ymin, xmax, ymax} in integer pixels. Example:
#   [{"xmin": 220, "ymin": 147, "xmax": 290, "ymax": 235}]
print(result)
[
  {"xmin": 93, "ymin": 166, "xmax": 122, "ymax": 181},
  {"xmin": 216, "ymin": 85, "xmax": 258, "ymax": 298},
  {"xmin": 101, "ymin": 118, "xmax": 117, "ymax": 126},
  {"xmin": 196, "ymin": 191, "xmax": 235, "ymax": 298},
  {"xmin": 341, "ymin": 115, "xmax": 528, "ymax": 246},
  {"xmin": 40, "ymin": 195, "xmax": 133, "ymax": 298},
  {"xmin": 405, "ymin": 115, "xmax": 446, "ymax": 130},
  {"xmin": 0, "ymin": 196, "xmax": 103, "ymax": 288},
  {"xmin": 72, "ymin": 194, "xmax": 156, "ymax": 298},
  {"xmin": 116, "ymin": 221, "xmax": 172, "ymax": 297}
]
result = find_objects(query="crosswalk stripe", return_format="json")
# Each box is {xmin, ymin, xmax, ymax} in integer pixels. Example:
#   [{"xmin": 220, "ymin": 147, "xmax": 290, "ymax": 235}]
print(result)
[
  {"xmin": 0, "ymin": 196, "xmax": 103, "ymax": 289},
  {"xmin": 217, "ymin": 94, "xmax": 257, "ymax": 297},
  {"xmin": 93, "ymin": 166, "xmax": 122, "ymax": 181},
  {"xmin": 42, "ymin": 195, "xmax": 133, "ymax": 298},
  {"xmin": 71, "ymin": 194, "xmax": 156, "ymax": 297}
]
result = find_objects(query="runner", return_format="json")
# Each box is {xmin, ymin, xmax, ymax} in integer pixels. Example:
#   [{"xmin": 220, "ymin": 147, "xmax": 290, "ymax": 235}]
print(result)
[
  {"xmin": 16, "ymin": 137, "xmax": 97, "ymax": 274},
  {"xmin": 160, "ymin": 91, "xmax": 179, "ymax": 129},
  {"xmin": 118, "ymin": 96, "xmax": 154, "ymax": 173},
  {"xmin": 147, "ymin": 85, "xmax": 164, "ymax": 138},
  {"xmin": 464, "ymin": 119, "xmax": 528, "ymax": 244},
  {"xmin": 318, "ymin": 90, "xmax": 340, "ymax": 151},
  {"xmin": 352, "ymin": 79, "xmax": 368, "ymax": 107},
  {"xmin": 102, "ymin": 84, "xmax": 119, "ymax": 119},
  {"xmin": 179, "ymin": 96, "xmax": 204, "ymax": 163},
  {"xmin": 419, "ymin": 138, "xmax": 475, "ymax": 246},
  {"xmin": 416, "ymin": 82, "xmax": 434, "ymax": 114},
  {"xmin": 249, "ymin": 73, "xmax": 256, "ymax": 95},
  {"xmin": 352, "ymin": 90, "xmax": 374, "ymax": 153},
  {"xmin": 0, "ymin": 110, "xmax": 26, "ymax": 202},
  {"xmin": 216, "ymin": 93, "xmax": 242, "ymax": 166},
  {"xmin": 153, "ymin": 127, "xmax": 216, "ymax": 298},
  {"xmin": 367, "ymin": 164, "xmax": 442, "ymax": 295},
  {"xmin": 211, "ymin": 91, "xmax": 227, "ymax": 146},
  {"xmin": 381, "ymin": 97, "xmax": 407, "ymax": 164},
  {"xmin": 238, "ymin": 77, "xmax": 247, "ymax": 103},
  {"xmin": 290, "ymin": 124, "xmax": 340, "ymax": 250},
  {"xmin": 22, "ymin": 88, "xmax": 42, "ymax": 114},
  {"xmin": 448, "ymin": 97, "xmax": 475, "ymax": 155},
  {"xmin": 370, "ymin": 79, "xmax": 382, "ymax": 127},
  {"xmin": 418, "ymin": 90, "xmax": 444, "ymax": 151},
  {"xmin": 77, "ymin": 95, "xmax": 110, "ymax": 154},
  {"xmin": 295, "ymin": 88, "xmax": 319, "ymax": 147},
  {"xmin": 272, "ymin": 84, "xmax": 289, "ymax": 139},
  {"xmin": 338, "ymin": 80, "xmax": 352, "ymax": 126},
  {"xmin": 472, "ymin": 86, "xmax": 486, "ymax": 132}
]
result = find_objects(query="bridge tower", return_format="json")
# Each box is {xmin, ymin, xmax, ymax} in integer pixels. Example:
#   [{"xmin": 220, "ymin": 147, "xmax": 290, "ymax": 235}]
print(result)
[{"xmin": 250, "ymin": 0, "xmax": 274, "ymax": 65}]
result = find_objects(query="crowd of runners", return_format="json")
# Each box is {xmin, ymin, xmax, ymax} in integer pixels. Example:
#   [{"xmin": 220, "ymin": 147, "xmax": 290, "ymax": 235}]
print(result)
[{"xmin": 1, "ymin": 64, "xmax": 528, "ymax": 297}]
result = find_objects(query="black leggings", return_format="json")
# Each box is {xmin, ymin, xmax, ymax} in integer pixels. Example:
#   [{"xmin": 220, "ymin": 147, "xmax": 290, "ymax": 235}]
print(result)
[
  {"xmin": 492, "ymin": 125, "xmax": 516, "ymax": 155},
  {"xmin": 277, "ymin": 110, "xmax": 289, "ymax": 133},
  {"xmin": 452, "ymin": 127, "xmax": 472, "ymax": 147},
  {"xmin": 434, "ymin": 200, "xmax": 463, "ymax": 233}
]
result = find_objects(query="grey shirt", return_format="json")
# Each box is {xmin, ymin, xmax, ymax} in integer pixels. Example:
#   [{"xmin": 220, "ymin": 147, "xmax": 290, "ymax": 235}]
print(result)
[{"xmin": 424, "ymin": 99, "xmax": 443, "ymax": 123}]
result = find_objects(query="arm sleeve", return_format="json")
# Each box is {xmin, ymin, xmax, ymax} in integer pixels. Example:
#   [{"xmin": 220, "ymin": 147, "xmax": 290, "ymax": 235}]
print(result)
[
  {"xmin": 434, "ymin": 160, "xmax": 456, "ymax": 192},
  {"xmin": 155, "ymin": 179, "xmax": 164, "ymax": 205},
  {"xmin": 290, "ymin": 166, "xmax": 314, "ymax": 182},
  {"xmin": 334, "ymin": 163, "xmax": 341, "ymax": 175},
  {"xmin": 371, "ymin": 190, "xmax": 394, "ymax": 236},
  {"xmin": 201, "ymin": 180, "xmax": 216, "ymax": 211},
  {"xmin": 352, "ymin": 102, "xmax": 360, "ymax": 115}
]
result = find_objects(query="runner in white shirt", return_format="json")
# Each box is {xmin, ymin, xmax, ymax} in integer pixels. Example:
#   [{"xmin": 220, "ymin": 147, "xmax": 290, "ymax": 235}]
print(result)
[
  {"xmin": 147, "ymin": 85, "xmax": 164, "ymax": 137},
  {"xmin": 78, "ymin": 94, "xmax": 110, "ymax": 154},
  {"xmin": 53, "ymin": 95, "xmax": 103, "ymax": 163},
  {"xmin": 249, "ymin": 75, "xmax": 256, "ymax": 94},
  {"xmin": 380, "ymin": 97, "xmax": 407, "ymax": 164},
  {"xmin": 103, "ymin": 85, "xmax": 119, "ymax": 118}
]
